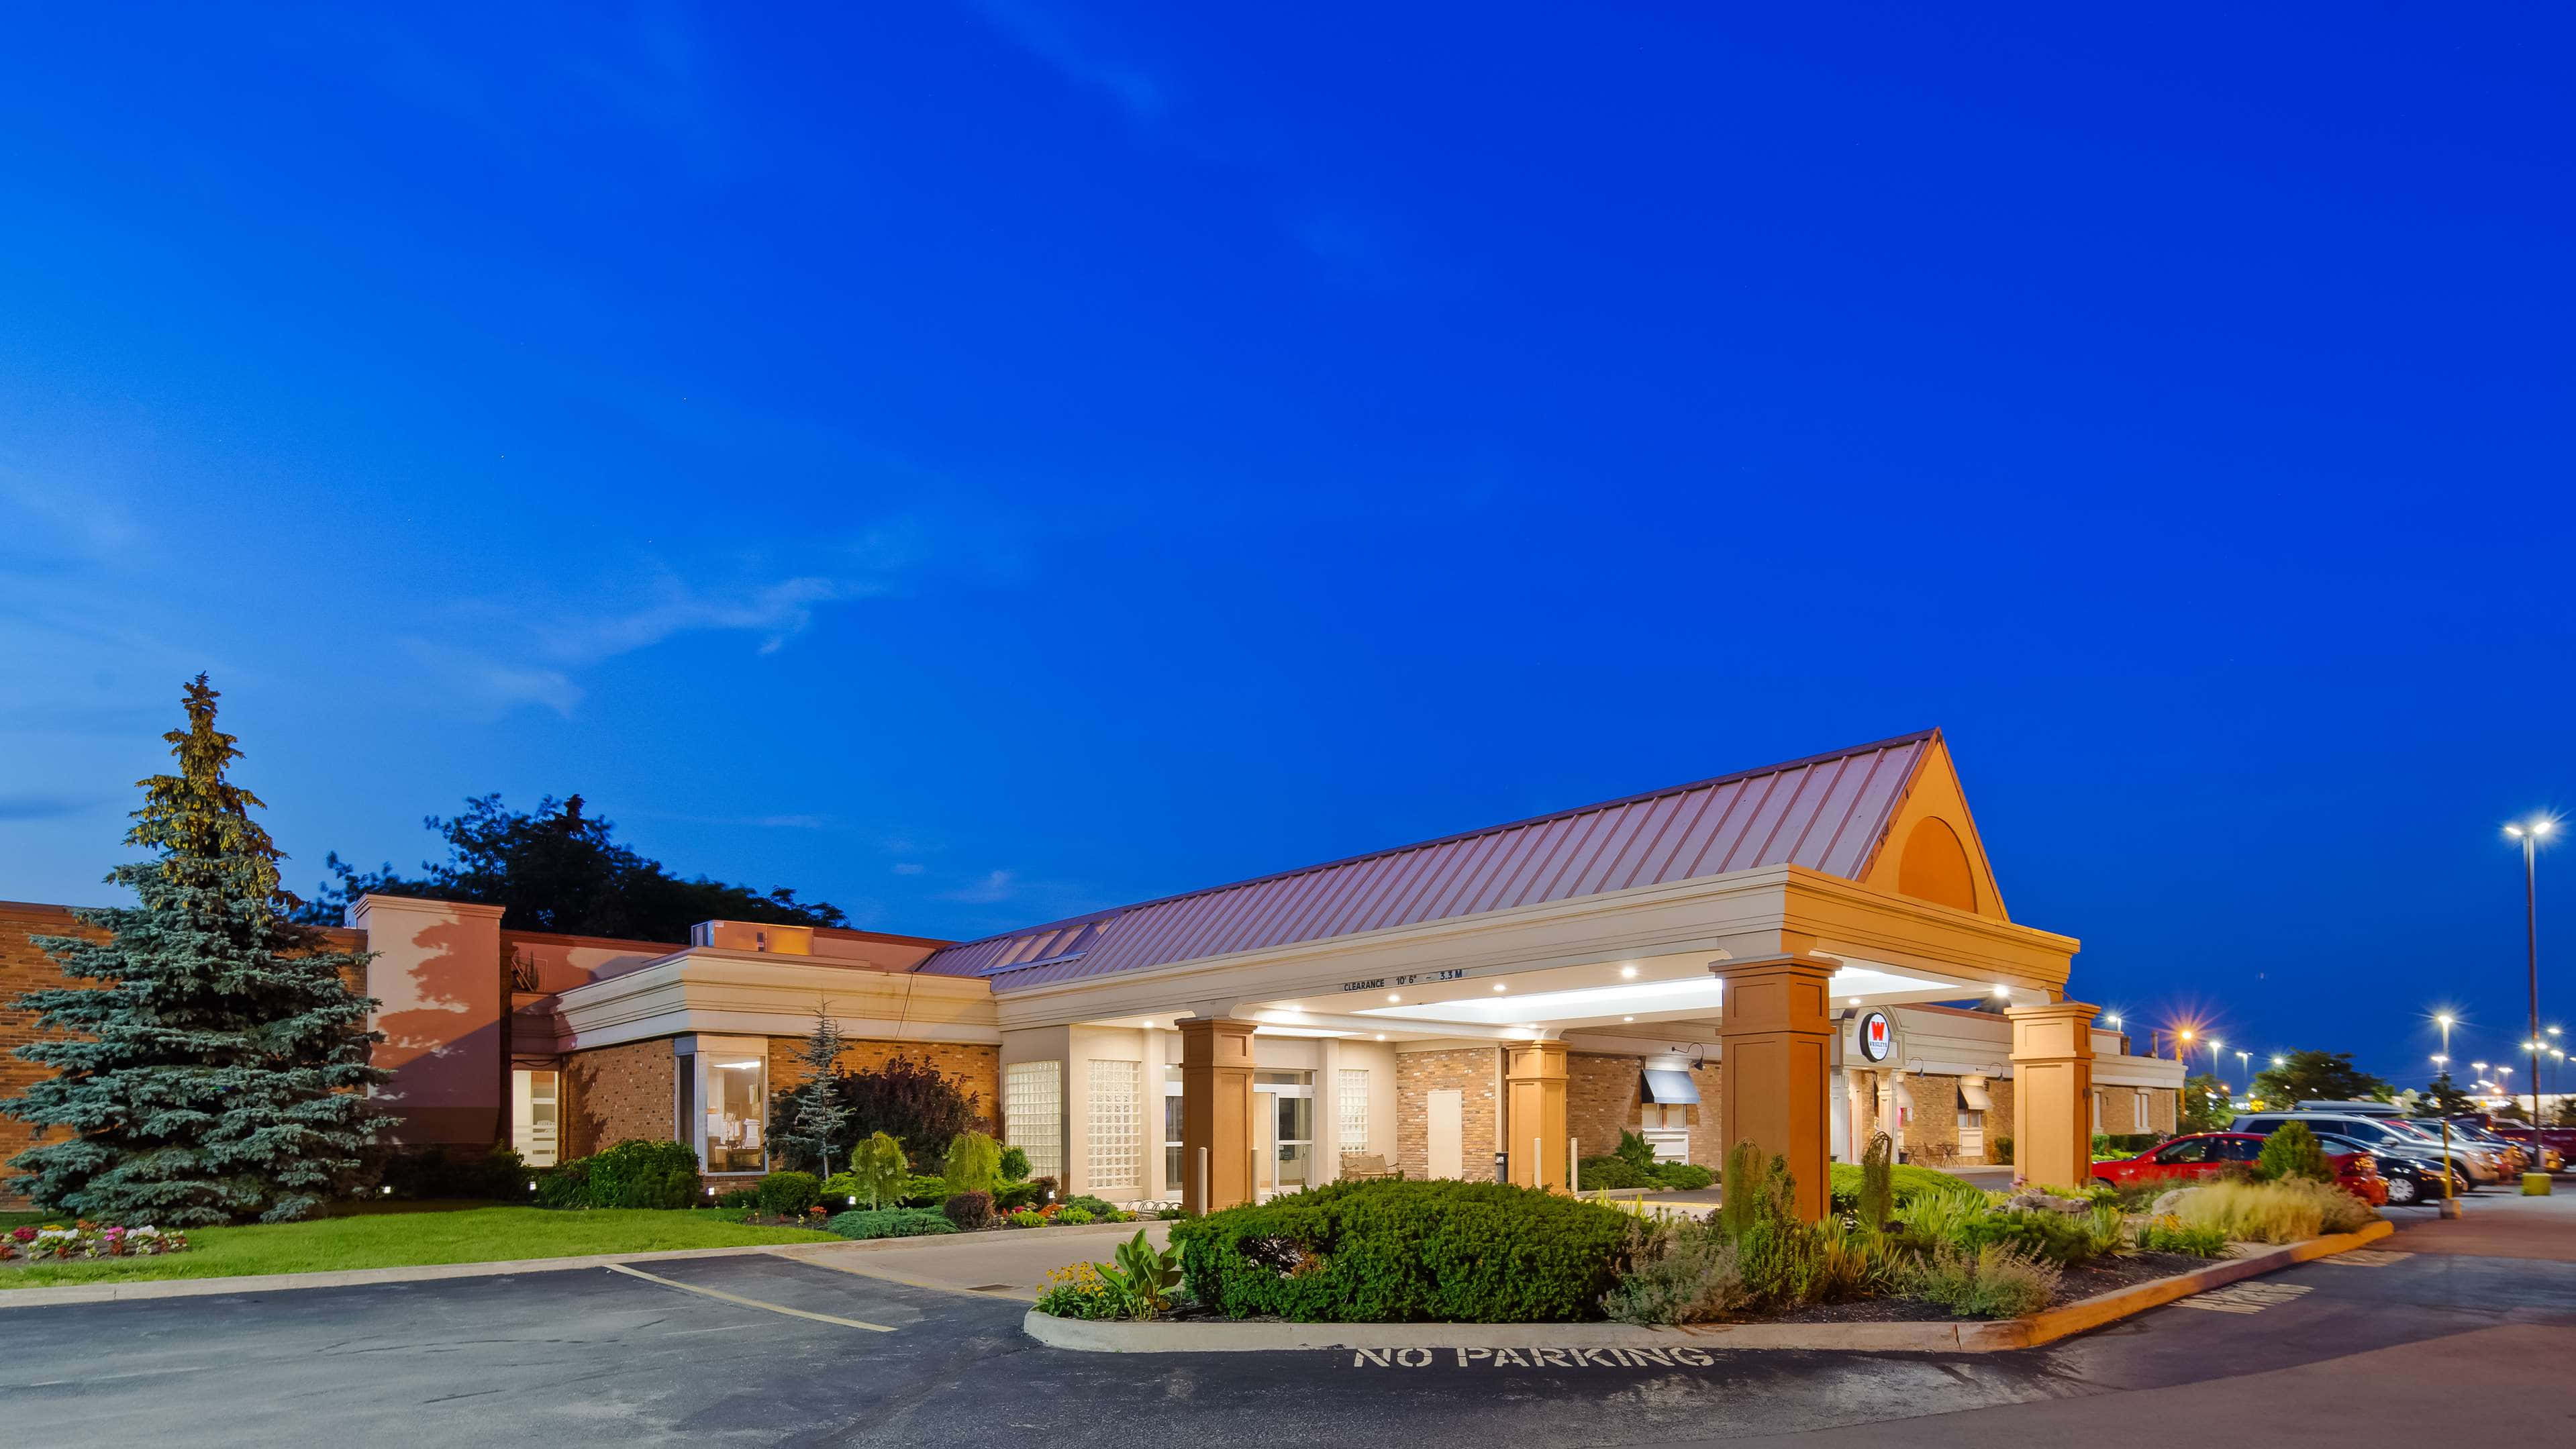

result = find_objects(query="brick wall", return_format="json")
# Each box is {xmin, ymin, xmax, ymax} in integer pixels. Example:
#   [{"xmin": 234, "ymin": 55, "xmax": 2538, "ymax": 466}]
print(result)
[
  {"xmin": 1396, "ymin": 1047, "xmax": 1499, "ymax": 1180},
  {"xmin": 2148, "ymin": 1087, "xmax": 2176, "ymax": 1135},
  {"xmin": 1908, "ymin": 1076, "xmax": 1961, "ymax": 1162},
  {"xmin": 1568, "ymin": 1053, "xmax": 1640, "ymax": 1160},
  {"xmin": 766, "ymin": 1036, "xmax": 999, "ymax": 1134},
  {"xmin": 563, "ymin": 1039, "xmax": 676, "ymax": 1158}
]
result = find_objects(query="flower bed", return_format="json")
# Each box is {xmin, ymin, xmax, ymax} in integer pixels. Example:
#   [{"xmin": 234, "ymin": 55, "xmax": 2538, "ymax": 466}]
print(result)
[{"xmin": 2, "ymin": 1221, "xmax": 191, "ymax": 1264}]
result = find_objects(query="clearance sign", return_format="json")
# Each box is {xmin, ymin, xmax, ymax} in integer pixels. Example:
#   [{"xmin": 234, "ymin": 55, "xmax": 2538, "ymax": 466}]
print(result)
[{"xmin": 1856, "ymin": 1009, "xmax": 1892, "ymax": 1063}]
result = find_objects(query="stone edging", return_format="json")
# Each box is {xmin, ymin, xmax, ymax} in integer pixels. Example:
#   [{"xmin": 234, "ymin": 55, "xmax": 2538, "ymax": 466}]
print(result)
[
  {"xmin": 0, "ymin": 1216, "xmax": 1163, "ymax": 1311},
  {"xmin": 1020, "ymin": 1218, "xmax": 2397, "ymax": 1355}
]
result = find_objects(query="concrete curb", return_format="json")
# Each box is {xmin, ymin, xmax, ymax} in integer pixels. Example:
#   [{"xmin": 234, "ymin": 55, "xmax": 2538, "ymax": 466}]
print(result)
[
  {"xmin": 0, "ymin": 1217, "xmax": 1163, "ymax": 1310},
  {"xmin": 1020, "ymin": 1217, "xmax": 2397, "ymax": 1355}
]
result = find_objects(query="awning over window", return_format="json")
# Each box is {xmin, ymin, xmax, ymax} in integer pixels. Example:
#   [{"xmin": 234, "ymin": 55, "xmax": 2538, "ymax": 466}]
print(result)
[
  {"xmin": 1960, "ymin": 1081, "xmax": 1993, "ymax": 1111},
  {"xmin": 1641, "ymin": 1069, "xmax": 1700, "ymax": 1105}
]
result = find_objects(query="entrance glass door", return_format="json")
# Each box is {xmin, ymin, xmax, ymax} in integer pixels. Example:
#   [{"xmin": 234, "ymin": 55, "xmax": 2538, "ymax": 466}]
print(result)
[{"xmin": 1256, "ymin": 1070, "xmax": 1314, "ymax": 1195}]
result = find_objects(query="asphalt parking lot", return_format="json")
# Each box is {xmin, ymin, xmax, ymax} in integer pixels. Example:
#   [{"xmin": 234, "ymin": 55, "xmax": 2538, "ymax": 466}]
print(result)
[{"xmin": 5, "ymin": 1201, "xmax": 2572, "ymax": 1449}]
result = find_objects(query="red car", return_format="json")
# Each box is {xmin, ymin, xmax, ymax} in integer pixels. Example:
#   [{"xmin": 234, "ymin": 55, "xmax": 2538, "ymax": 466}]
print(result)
[{"xmin": 2091, "ymin": 1132, "xmax": 2388, "ymax": 1205}]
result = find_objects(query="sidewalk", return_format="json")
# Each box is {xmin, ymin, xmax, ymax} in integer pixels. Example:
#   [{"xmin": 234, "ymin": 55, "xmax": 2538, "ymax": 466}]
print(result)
[{"xmin": 0, "ymin": 1217, "xmax": 1165, "ymax": 1309}]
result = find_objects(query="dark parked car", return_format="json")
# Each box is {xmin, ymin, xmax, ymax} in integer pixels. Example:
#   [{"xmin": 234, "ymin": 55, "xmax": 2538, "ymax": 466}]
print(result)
[{"xmin": 2311, "ymin": 1130, "xmax": 2463, "ymax": 1206}]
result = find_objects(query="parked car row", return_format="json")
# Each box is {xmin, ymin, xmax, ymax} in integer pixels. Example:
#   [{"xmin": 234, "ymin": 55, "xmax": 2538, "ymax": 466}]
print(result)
[{"xmin": 2088, "ymin": 1109, "xmax": 2532, "ymax": 1207}]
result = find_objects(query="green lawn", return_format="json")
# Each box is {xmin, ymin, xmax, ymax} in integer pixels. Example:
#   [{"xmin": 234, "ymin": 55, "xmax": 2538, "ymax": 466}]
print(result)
[{"xmin": 0, "ymin": 1203, "xmax": 838, "ymax": 1289}]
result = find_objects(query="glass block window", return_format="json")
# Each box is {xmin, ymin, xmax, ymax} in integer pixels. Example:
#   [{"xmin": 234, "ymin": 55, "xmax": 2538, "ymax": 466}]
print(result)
[
  {"xmin": 1088, "ymin": 1059, "xmax": 1140, "ymax": 1191},
  {"xmin": 1337, "ymin": 1068, "xmax": 1371, "ymax": 1152},
  {"xmin": 1005, "ymin": 1061, "xmax": 1062, "ymax": 1179}
]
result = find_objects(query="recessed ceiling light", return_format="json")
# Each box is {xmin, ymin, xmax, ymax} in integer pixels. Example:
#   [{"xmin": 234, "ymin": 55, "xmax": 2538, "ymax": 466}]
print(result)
[
  {"xmin": 1492, "ymin": 983, "xmax": 1507, "ymax": 993},
  {"xmin": 1375, "ymin": 1034, "xmax": 1386, "ymax": 1041},
  {"xmin": 1620, "ymin": 965, "xmax": 1638, "ymax": 979},
  {"xmin": 1623, "ymin": 1015, "xmax": 1635, "ymax": 1022},
  {"xmin": 1848, "ymin": 997, "xmax": 1861, "ymax": 1007},
  {"xmin": 1991, "ymin": 984, "xmax": 2010, "ymax": 998},
  {"xmin": 1387, "ymin": 993, "xmax": 1400, "ymax": 1003}
]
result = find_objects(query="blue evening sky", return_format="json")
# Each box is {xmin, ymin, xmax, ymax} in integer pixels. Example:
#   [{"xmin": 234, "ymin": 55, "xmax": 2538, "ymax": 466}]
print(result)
[{"xmin": 3, "ymin": 5, "xmax": 2569, "ymax": 1085}]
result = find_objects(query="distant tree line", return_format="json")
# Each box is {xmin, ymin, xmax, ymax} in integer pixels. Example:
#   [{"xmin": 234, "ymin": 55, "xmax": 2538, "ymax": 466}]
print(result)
[{"xmin": 294, "ymin": 793, "xmax": 847, "ymax": 943}]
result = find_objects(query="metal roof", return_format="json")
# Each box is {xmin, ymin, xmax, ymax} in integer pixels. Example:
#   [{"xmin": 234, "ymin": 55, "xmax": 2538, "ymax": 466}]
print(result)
[{"xmin": 914, "ymin": 730, "xmax": 1937, "ymax": 992}]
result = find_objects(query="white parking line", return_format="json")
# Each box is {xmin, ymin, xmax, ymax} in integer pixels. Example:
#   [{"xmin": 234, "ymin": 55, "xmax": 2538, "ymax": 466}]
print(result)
[
  {"xmin": 2168, "ymin": 1281, "xmax": 2314, "ymax": 1314},
  {"xmin": 603, "ymin": 1263, "xmax": 896, "ymax": 1332}
]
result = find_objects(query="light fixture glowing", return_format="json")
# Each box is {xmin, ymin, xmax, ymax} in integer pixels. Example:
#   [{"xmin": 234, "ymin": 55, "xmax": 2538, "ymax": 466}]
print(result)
[
  {"xmin": 1848, "ymin": 997, "xmax": 1862, "ymax": 1007},
  {"xmin": 1622, "ymin": 1015, "xmax": 1635, "ymax": 1021},
  {"xmin": 717, "ymin": 1059, "xmax": 761, "ymax": 1070},
  {"xmin": 1374, "ymin": 1034, "xmax": 1386, "ymax": 1041},
  {"xmin": 2436, "ymin": 1013, "xmax": 2456, "ymax": 1028},
  {"xmin": 1990, "ymin": 984, "xmax": 2010, "ymax": 999},
  {"xmin": 2272, "ymin": 1055, "xmax": 2286, "ymax": 1067},
  {"xmin": 1492, "ymin": 983, "xmax": 1508, "ymax": 993},
  {"xmin": 1387, "ymin": 993, "xmax": 1400, "ymax": 1003},
  {"xmin": 1620, "ymin": 965, "xmax": 1638, "ymax": 979}
]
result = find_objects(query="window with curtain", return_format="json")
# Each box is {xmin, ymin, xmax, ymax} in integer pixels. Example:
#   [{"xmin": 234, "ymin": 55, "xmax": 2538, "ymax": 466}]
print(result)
[
  {"xmin": 1087, "ymin": 1059, "xmax": 1140, "ymax": 1190},
  {"xmin": 1005, "ymin": 1061, "xmax": 1062, "ymax": 1179},
  {"xmin": 1337, "ymin": 1068, "xmax": 1370, "ymax": 1153}
]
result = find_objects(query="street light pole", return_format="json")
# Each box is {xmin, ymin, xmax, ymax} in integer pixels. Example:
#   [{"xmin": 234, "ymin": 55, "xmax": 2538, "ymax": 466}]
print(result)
[
  {"xmin": 2435, "ymin": 1012, "xmax": 2458, "ymax": 1216},
  {"xmin": 2506, "ymin": 817, "xmax": 2554, "ymax": 1187}
]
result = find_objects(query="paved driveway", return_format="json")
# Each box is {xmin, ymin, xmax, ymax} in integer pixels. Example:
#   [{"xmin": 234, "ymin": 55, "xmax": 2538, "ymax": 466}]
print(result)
[{"xmin": 3, "ymin": 1200, "xmax": 2571, "ymax": 1448}]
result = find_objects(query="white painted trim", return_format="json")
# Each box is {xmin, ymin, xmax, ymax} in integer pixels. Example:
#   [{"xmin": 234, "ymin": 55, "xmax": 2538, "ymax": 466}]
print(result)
[{"xmin": 554, "ymin": 948, "xmax": 1001, "ymax": 1050}]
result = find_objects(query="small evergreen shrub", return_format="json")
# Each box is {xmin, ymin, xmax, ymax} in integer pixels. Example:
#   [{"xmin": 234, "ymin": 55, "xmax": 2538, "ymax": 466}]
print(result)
[
  {"xmin": 1173, "ymin": 1179, "xmax": 1633, "ymax": 1323},
  {"xmin": 379, "ymin": 1146, "xmax": 529, "ymax": 1201},
  {"xmin": 2255, "ymin": 1122, "xmax": 2335, "ymax": 1184},
  {"xmin": 824, "ymin": 1207, "xmax": 958, "ymax": 1240},
  {"xmin": 943, "ymin": 1189, "xmax": 995, "ymax": 1230},
  {"xmin": 1007, "ymin": 1209, "xmax": 1046, "ymax": 1228},
  {"xmin": 1056, "ymin": 1207, "xmax": 1097, "ymax": 1225},
  {"xmin": 756, "ymin": 1171, "xmax": 822, "ymax": 1216},
  {"xmin": 1060, "ymin": 1193, "xmax": 1122, "ymax": 1219},
  {"xmin": 1578, "ymin": 1156, "xmax": 1654, "ymax": 1191},
  {"xmin": 944, "ymin": 1130, "xmax": 1004, "ymax": 1195},
  {"xmin": 998, "ymin": 1146, "xmax": 1032, "ymax": 1182},
  {"xmin": 1652, "ymin": 1162, "xmax": 1716, "ymax": 1190},
  {"xmin": 849, "ymin": 1132, "xmax": 909, "ymax": 1210},
  {"xmin": 897, "ymin": 1175, "xmax": 952, "ymax": 1206},
  {"xmin": 1829, "ymin": 1160, "xmax": 1983, "ymax": 1214},
  {"xmin": 711, "ymin": 1187, "xmax": 760, "ymax": 1209},
  {"xmin": 994, "ymin": 1179, "xmax": 1048, "ymax": 1211}
]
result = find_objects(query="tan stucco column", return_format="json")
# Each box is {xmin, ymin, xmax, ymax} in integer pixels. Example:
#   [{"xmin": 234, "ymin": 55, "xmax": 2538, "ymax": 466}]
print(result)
[
  {"xmin": 1179, "ymin": 1017, "xmax": 1257, "ymax": 1215},
  {"xmin": 1712, "ymin": 955, "xmax": 1834, "ymax": 1220},
  {"xmin": 2006, "ymin": 1001, "xmax": 2097, "ymax": 1190},
  {"xmin": 1504, "ymin": 1040, "xmax": 1569, "ymax": 1191}
]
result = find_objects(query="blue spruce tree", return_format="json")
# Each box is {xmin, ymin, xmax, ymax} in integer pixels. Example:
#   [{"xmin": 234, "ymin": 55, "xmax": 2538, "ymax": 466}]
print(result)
[{"xmin": 3, "ymin": 676, "xmax": 393, "ymax": 1224}]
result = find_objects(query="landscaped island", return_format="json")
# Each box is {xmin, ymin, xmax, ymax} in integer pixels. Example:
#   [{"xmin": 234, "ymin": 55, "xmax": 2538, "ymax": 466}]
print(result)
[{"xmin": 1032, "ymin": 1130, "xmax": 2381, "ymax": 1328}]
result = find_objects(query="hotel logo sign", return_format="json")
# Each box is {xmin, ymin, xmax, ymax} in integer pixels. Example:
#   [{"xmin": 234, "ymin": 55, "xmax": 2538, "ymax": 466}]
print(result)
[{"xmin": 1856, "ymin": 1009, "xmax": 1892, "ymax": 1063}]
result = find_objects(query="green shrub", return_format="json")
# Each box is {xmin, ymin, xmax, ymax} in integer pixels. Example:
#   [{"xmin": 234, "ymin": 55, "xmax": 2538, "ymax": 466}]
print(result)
[
  {"xmin": 849, "ymin": 1132, "xmax": 909, "ymax": 1209},
  {"xmin": 1829, "ymin": 1160, "xmax": 1982, "ymax": 1213},
  {"xmin": 2134, "ymin": 1215, "xmax": 2229, "ymax": 1256},
  {"xmin": 1614, "ymin": 1130, "xmax": 1658, "ymax": 1170},
  {"xmin": 994, "ymin": 1179, "xmax": 1048, "ymax": 1211},
  {"xmin": 897, "ymin": 1175, "xmax": 952, "ymax": 1207},
  {"xmin": 1901, "ymin": 1242, "xmax": 2059, "ymax": 1317},
  {"xmin": 943, "ymin": 1189, "xmax": 995, "ymax": 1231},
  {"xmin": 1007, "ymin": 1209, "xmax": 1046, "ymax": 1228},
  {"xmin": 1652, "ymin": 1162, "xmax": 1715, "ymax": 1191},
  {"xmin": 711, "ymin": 1186, "xmax": 760, "ymax": 1209},
  {"xmin": 1060, "ymin": 1193, "xmax": 1122, "ymax": 1219},
  {"xmin": 1173, "ymin": 1179, "xmax": 1634, "ymax": 1323},
  {"xmin": 1578, "ymin": 1156, "xmax": 1654, "ymax": 1191},
  {"xmin": 1718, "ymin": 1142, "xmax": 1775, "ymax": 1240},
  {"xmin": 534, "ymin": 1140, "xmax": 701, "ymax": 1209},
  {"xmin": 1098, "ymin": 1229, "xmax": 1187, "ymax": 1319},
  {"xmin": 1992, "ymin": 1135, "xmax": 2013, "ymax": 1166},
  {"xmin": 998, "ymin": 1146, "xmax": 1032, "ymax": 1182},
  {"xmin": 755, "ymin": 1171, "xmax": 822, "ymax": 1216},
  {"xmin": 824, "ymin": 1207, "xmax": 958, "ymax": 1240},
  {"xmin": 1057, "ymin": 1207, "xmax": 1097, "ymax": 1225},
  {"xmin": 944, "ymin": 1130, "xmax": 1003, "ymax": 1195},
  {"xmin": 2256, "ymin": 1122, "xmax": 2335, "ymax": 1185},
  {"xmin": 377, "ymin": 1146, "xmax": 529, "ymax": 1201}
]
